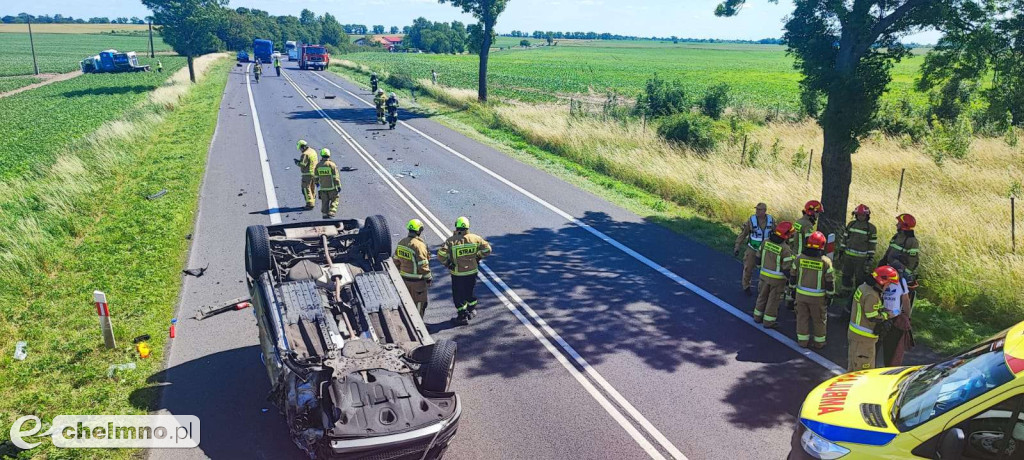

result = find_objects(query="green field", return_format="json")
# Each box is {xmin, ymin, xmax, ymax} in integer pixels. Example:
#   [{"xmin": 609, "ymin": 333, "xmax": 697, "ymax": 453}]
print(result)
[
  {"xmin": 0, "ymin": 32, "xmax": 171, "ymax": 77},
  {"xmin": 0, "ymin": 56, "xmax": 186, "ymax": 179},
  {"xmin": 346, "ymin": 40, "xmax": 926, "ymax": 110},
  {"xmin": 0, "ymin": 76, "xmax": 42, "ymax": 93}
]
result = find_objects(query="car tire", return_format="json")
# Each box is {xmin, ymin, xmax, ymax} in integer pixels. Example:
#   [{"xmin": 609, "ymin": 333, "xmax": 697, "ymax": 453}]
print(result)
[
  {"xmin": 245, "ymin": 225, "xmax": 272, "ymax": 278},
  {"xmin": 421, "ymin": 340, "xmax": 457, "ymax": 393},
  {"xmin": 364, "ymin": 215, "xmax": 392, "ymax": 264}
]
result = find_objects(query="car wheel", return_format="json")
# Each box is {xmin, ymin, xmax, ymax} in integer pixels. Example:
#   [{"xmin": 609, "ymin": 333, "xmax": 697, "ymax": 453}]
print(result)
[
  {"xmin": 421, "ymin": 340, "xmax": 457, "ymax": 393},
  {"xmin": 364, "ymin": 215, "xmax": 392, "ymax": 264},
  {"xmin": 245, "ymin": 225, "xmax": 272, "ymax": 278}
]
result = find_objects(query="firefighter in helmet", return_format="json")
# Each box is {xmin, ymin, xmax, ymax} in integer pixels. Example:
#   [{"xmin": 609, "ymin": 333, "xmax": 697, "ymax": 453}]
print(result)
[
  {"xmin": 789, "ymin": 231, "xmax": 834, "ymax": 348},
  {"xmin": 734, "ymin": 202, "xmax": 775, "ymax": 296},
  {"xmin": 848, "ymin": 265, "xmax": 900, "ymax": 371},
  {"xmin": 437, "ymin": 217, "xmax": 492, "ymax": 325},
  {"xmin": 396, "ymin": 219, "xmax": 432, "ymax": 317},
  {"xmin": 374, "ymin": 89, "xmax": 387, "ymax": 123},
  {"xmin": 792, "ymin": 200, "xmax": 824, "ymax": 254},
  {"xmin": 753, "ymin": 221, "xmax": 795, "ymax": 328},
  {"xmin": 294, "ymin": 140, "xmax": 319, "ymax": 209},
  {"xmin": 315, "ymin": 148, "xmax": 340, "ymax": 219},
  {"xmin": 835, "ymin": 204, "xmax": 878, "ymax": 308},
  {"xmin": 881, "ymin": 213, "xmax": 920, "ymax": 280}
]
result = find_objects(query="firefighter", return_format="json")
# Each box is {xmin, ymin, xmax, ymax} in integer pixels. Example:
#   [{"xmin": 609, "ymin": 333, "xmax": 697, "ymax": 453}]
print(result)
[
  {"xmin": 315, "ymin": 148, "xmax": 340, "ymax": 219},
  {"xmin": 753, "ymin": 221, "xmax": 795, "ymax": 328},
  {"xmin": 274, "ymin": 56, "xmax": 281, "ymax": 77},
  {"xmin": 881, "ymin": 213, "xmax": 920, "ymax": 281},
  {"xmin": 848, "ymin": 265, "xmax": 900, "ymax": 371},
  {"xmin": 437, "ymin": 217, "xmax": 492, "ymax": 325},
  {"xmin": 370, "ymin": 72, "xmax": 379, "ymax": 92},
  {"xmin": 835, "ymin": 204, "xmax": 878, "ymax": 308},
  {"xmin": 253, "ymin": 62, "xmax": 261, "ymax": 83},
  {"xmin": 374, "ymin": 89, "xmax": 387, "ymax": 123},
  {"xmin": 156, "ymin": 60, "xmax": 163, "ymax": 73},
  {"xmin": 734, "ymin": 202, "xmax": 775, "ymax": 296},
  {"xmin": 396, "ymin": 219, "xmax": 432, "ymax": 317},
  {"xmin": 293, "ymin": 140, "xmax": 318, "ymax": 209},
  {"xmin": 385, "ymin": 92, "xmax": 399, "ymax": 128},
  {"xmin": 789, "ymin": 231, "xmax": 834, "ymax": 349},
  {"xmin": 792, "ymin": 200, "xmax": 824, "ymax": 254}
]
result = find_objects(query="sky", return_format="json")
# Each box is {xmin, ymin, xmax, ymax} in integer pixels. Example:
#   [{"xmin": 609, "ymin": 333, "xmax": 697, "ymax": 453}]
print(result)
[{"xmin": 2, "ymin": 0, "xmax": 942, "ymax": 43}]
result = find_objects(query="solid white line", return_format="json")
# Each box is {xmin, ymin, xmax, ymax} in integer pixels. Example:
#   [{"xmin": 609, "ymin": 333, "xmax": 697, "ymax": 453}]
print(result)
[
  {"xmin": 313, "ymin": 71, "xmax": 846, "ymax": 376},
  {"xmin": 283, "ymin": 71, "xmax": 680, "ymax": 460},
  {"xmin": 245, "ymin": 63, "xmax": 282, "ymax": 225}
]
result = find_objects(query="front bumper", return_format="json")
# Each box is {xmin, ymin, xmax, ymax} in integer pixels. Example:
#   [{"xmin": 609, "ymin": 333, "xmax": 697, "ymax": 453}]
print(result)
[
  {"xmin": 327, "ymin": 397, "xmax": 461, "ymax": 460},
  {"xmin": 789, "ymin": 423, "xmax": 815, "ymax": 460}
]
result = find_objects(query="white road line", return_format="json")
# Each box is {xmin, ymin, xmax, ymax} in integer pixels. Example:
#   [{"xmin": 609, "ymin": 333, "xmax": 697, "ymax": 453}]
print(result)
[
  {"xmin": 283, "ymin": 71, "xmax": 683, "ymax": 460},
  {"xmin": 245, "ymin": 63, "xmax": 281, "ymax": 224},
  {"xmin": 312, "ymin": 71, "xmax": 846, "ymax": 376}
]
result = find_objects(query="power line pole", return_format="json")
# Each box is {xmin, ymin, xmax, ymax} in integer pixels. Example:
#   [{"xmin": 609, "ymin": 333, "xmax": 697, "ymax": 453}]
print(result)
[
  {"xmin": 148, "ymin": 20, "xmax": 155, "ymax": 58},
  {"xmin": 27, "ymin": 16, "xmax": 39, "ymax": 75}
]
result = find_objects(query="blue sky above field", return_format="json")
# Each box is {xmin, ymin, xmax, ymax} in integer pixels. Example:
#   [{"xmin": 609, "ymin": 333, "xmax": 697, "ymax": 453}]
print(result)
[{"xmin": 6, "ymin": 0, "xmax": 941, "ymax": 43}]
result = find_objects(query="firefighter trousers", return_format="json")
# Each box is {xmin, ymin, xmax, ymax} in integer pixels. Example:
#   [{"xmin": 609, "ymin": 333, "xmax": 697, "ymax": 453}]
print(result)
[
  {"xmin": 403, "ymin": 279, "xmax": 429, "ymax": 317},
  {"xmin": 838, "ymin": 254, "xmax": 870, "ymax": 298},
  {"xmin": 451, "ymin": 274, "xmax": 478, "ymax": 314},
  {"xmin": 847, "ymin": 330, "xmax": 878, "ymax": 372},
  {"xmin": 741, "ymin": 247, "xmax": 759, "ymax": 290},
  {"xmin": 795, "ymin": 296, "xmax": 827, "ymax": 347},
  {"xmin": 301, "ymin": 175, "xmax": 316, "ymax": 207},
  {"xmin": 754, "ymin": 276, "xmax": 787, "ymax": 326},
  {"xmin": 319, "ymin": 190, "xmax": 338, "ymax": 217}
]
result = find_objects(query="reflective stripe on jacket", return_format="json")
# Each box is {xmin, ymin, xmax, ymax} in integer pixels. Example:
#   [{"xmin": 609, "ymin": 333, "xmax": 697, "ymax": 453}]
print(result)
[
  {"xmin": 747, "ymin": 214, "xmax": 774, "ymax": 250},
  {"xmin": 437, "ymin": 230, "xmax": 492, "ymax": 276},
  {"xmin": 395, "ymin": 236, "xmax": 431, "ymax": 280},
  {"xmin": 791, "ymin": 254, "xmax": 834, "ymax": 298},
  {"xmin": 840, "ymin": 220, "xmax": 878, "ymax": 258},
  {"xmin": 792, "ymin": 215, "xmax": 816, "ymax": 252},
  {"xmin": 850, "ymin": 284, "xmax": 887, "ymax": 338},
  {"xmin": 316, "ymin": 159, "xmax": 340, "ymax": 191},
  {"xmin": 884, "ymin": 232, "xmax": 920, "ymax": 275},
  {"xmin": 759, "ymin": 241, "xmax": 793, "ymax": 280},
  {"xmin": 299, "ymin": 147, "xmax": 318, "ymax": 176}
]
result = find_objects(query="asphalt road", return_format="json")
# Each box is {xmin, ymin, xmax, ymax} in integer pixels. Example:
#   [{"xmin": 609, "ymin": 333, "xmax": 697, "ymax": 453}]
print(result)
[{"xmin": 146, "ymin": 62, "xmax": 908, "ymax": 460}]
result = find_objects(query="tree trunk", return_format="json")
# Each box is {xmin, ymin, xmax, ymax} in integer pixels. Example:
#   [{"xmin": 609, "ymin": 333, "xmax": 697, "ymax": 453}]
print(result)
[
  {"xmin": 818, "ymin": 94, "xmax": 855, "ymax": 237},
  {"xmin": 187, "ymin": 55, "xmax": 196, "ymax": 83},
  {"xmin": 478, "ymin": 23, "xmax": 492, "ymax": 102}
]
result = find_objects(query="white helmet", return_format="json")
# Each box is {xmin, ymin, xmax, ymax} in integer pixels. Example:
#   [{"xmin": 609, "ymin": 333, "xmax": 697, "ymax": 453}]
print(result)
[{"xmin": 388, "ymin": 92, "xmax": 396, "ymax": 98}]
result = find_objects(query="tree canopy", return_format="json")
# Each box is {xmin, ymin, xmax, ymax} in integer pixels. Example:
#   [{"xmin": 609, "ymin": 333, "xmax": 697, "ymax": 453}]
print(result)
[
  {"xmin": 142, "ymin": 0, "xmax": 225, "ymax": 82},
  {"xmin": 439, "ymin": 0, "xmax": 510, "ymax": 101}
]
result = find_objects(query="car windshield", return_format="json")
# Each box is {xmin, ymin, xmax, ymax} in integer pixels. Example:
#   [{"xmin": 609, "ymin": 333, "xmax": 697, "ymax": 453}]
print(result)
[
  {"xmin": 308, "ymin": 47, "xmax": 325, "ymax": 54},
  {"xmin": 894, "ymin": 334, "xmax": 1014, "ymax": 431}
]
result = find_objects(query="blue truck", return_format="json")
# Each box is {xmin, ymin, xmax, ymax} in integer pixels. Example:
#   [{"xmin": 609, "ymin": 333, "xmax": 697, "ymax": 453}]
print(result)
[
  {"xmin": 80, "ymin": 49, "xmax": 150, "ymax": 73},
  {"xmin": 253, "ymin": 39, "xmax": 273, "ymax": 63}
]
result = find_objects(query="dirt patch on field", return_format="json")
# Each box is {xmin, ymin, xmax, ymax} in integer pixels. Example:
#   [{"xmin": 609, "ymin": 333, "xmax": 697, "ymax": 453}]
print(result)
[{"xmin": 0, "ymin": 70, "xmax": 82, "ymax": 98}]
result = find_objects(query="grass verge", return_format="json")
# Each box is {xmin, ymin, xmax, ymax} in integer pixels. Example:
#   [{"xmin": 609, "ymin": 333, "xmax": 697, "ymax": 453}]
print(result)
[
  {"xmin": 0, "ymin": 54, "xmax": 229, "ymax": 459},
  {"xmin": 330, "ymin": 60, "xmax": 1008, "ymax": 356}
]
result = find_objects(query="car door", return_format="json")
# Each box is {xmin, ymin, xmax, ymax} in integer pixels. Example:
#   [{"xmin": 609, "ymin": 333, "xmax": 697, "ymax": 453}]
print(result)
[{"xmin": 943, "ymin": 393, "xmax": 1024, "ymax": 459}]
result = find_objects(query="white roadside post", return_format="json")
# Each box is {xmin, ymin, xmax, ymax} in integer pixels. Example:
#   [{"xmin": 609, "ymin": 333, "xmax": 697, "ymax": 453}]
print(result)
[{"xmin": 94, "ymin": 290, "xmax": 117, "ymax": 349}]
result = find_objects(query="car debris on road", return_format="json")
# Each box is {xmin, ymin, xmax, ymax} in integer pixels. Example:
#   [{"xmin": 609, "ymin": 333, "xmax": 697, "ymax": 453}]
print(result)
[{"xmin": 193, "ymin": 296, "xmax": 252, "ymax": 320}]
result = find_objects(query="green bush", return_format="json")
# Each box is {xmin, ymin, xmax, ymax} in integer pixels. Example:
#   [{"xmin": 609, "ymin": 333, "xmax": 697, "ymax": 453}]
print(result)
[
  {"xmin": 657, "ymin": 111, "xmax": 719, "ymax": 152},
  {"xmin": 874, "ymin": 97, "xmax": 929, "ymax": 142},
  {"xmin": 791, "ymin": 145, "xmax": 809, "ymax": 168},
  {"xmin": 634, "ymin": 75, "xmax": 689, "ymax": 118},
  {"xmin": 700, "ymin": 83, "xmax": 732, "ymax": 120},
  {"xmin": 925, "ymin": 113, "xmax": 973, "ymax": 164}
]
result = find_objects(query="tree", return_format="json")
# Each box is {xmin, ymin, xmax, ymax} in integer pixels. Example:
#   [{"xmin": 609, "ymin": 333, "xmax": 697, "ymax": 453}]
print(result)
[
  {"xmin": 520, "ymin": 39, "xmax": 530, "ymax": 47},
  {"xmin": 546, "ymin": 33, "xmax": 553, "ymax": 45},
  {"xmin": 373, "ymin": 25, "xmax": 385, "ymax": 34},
  {"xmin": 439, "ymin": 0, "xmax": 509, "ymax": 101},
  {"xmin": 321, "ymin": 13, "xmax": 346, "ymax": 46},
  {"xmin": 143, "ymin": 0, "xmax": 225, "ymax": 83},
  {"xmin": 716, "ymin": 0, "xmax": 987, "ymax": 233},
  {"xmin": 390, "ymin": 26, "xmax": 400, "ymax": 34}
]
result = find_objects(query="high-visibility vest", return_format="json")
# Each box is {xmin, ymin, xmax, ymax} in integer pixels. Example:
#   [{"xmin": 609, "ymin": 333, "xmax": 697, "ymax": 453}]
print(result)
[
  {"xmin": 794, "ymin": 255, "xmax": 832, "ymax": 298},
  {"xmin": 747, "ymin": 214, "xmax": 774, "ymax": 251},
  {"xmin": 395, "ymin": 236, "xmax": 430, "ymax": 280},
  {"xmin": 850, "ymin": 285, "xmax": 886, "ymax": 338},
  {"xmin": 316, "ymin": 160, "xmax": 339, "ymax": 191}
]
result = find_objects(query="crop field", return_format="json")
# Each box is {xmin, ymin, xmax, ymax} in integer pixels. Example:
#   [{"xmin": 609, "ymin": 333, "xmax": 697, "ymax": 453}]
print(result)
[
  {"xmin": 0, "ymin": 55, "xmax": 186, "ymax": 179},
  {"xmin": 0, "ymin": 32, "xmax": 171, "ymax": 76},
  {"xmin": 0, "ymin": 23, "xmax": 151, "ymax": 34},
  {"xmin": 0, "ymin": 76, "xmax": 43, "ymax": 93},
  {"xmin": 345, "ymin": 41, "xmax": 926, "ymax": 110}
]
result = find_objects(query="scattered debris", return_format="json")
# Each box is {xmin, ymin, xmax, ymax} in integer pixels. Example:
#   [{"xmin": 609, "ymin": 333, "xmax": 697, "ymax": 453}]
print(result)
[
  {"xmin": 239, "ymin": 113, "xmax": 248, "ymax": 117},
  {"xmin": 106, "ymin": 362, "xmax": 136, "ymax": 379},
  {"xmin": 414, "ymin": 164, "xmax": 420, "ymax": 167},
  {"xmin": 133, "ymin": 335, "xmax": 152, "ymax": 359},
  {"xmin": 285, "ymin": 167, "xmax": 291, "ymax": 170},
  {"xmin": 447, "ymin": 189, "xmax": 459, "ymax": 194},
  {"xmin": 182, "ymin": 264, "xmax": 209, "ymax": 278},
  {"xmin": 387, "ymin": 157, "xmax": 393, "ymax": 160},
  {"xmin": 185, "ymin": 233, "xmax": 192, "ymax": 240},
  {"xmin": 169, "ymin": 319, "xmax": 177, "ymax": 339},
  {"xmin": 324, "ymin": 95, "xmax": 336, "ymax": 99},
  {"xmin": 194, "ymin": 297, "xmax": 252, "ymax": 320},
  {"xmin": 146, "ymin": 189, "xmax": 168, "ymax": 200},
  {"xmin": 13, "ymin": 341, "xmax": 27, "ymax": 361},
  {"xmin": 339, "ymin": 166, "xmax": 357, "ymax": 172},
  {"xmin": 261, "ymin": 408, "xmax": 269, "ymax": 413}
]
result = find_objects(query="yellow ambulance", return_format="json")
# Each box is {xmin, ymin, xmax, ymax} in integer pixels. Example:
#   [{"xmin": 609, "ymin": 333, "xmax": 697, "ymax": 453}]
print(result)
[{"xmin": 790, "ymin": 321, "xmax": 1024, "ymax": 459}]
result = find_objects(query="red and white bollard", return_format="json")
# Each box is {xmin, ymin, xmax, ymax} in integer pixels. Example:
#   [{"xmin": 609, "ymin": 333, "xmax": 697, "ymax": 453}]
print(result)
[{"xmin": 94, "ymin": 290, "xmax": 117, "ymax": 349}]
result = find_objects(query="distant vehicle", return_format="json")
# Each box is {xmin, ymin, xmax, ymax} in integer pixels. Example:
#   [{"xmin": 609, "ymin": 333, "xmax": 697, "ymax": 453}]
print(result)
[
  {"xmin": 299, "ymin": 44, "xmax": 329, "ymax": 71},
  {"xmin": 285, "ymin": 41, "xmax": 298, "ymax": 61},
  {"xmin": 237, "ymin": 51, "xmax": 249, "ymax": 62},
  {"xmin": 272, "ymin": 51, "xmax": 282, "ymax": 60},
  {"xmin": 244, "ymin": 218, "xmax": 461, "ymax": 459},
  {"xmin": 80, "ymin": 49, "xmax": 149, "ymax": 73},
  {"xmin": 253, "ymin": 38, "xmax": 273, "ymax": 63}
]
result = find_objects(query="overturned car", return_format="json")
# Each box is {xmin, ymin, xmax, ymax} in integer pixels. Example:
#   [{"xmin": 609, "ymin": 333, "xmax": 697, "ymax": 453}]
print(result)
[{"xmin": 244, "ymin": 216, "xmax": 460, "ymax": 459}]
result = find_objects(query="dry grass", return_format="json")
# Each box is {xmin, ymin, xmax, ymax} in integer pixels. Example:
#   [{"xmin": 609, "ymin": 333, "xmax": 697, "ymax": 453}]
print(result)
[{"xmin": 419, "ymin": 84, "xmax": 1024, "ymax": 325}]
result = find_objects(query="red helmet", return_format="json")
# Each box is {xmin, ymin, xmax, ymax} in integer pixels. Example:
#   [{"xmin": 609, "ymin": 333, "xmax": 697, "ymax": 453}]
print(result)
[
  {"xmin": 853, "ymin": 204, "xmax": 870, "ymax": 217},
  {"xmin": 896, "ymin": 213, "xmax": 916, "ymax": 231},
  {"xmin": 804, "ymin": 200, "xmax": 824, "ymax": 216},
  {"xmin": 774, "ymin": 221, "xmax": 795, "ymax": 239},
  {"xmin": 806, "ymin": 231, "xmax": 826, "ymax": 249},
  {"xmin": 873, "ymin": 266, "xmax": 900, "ymax": 286}
]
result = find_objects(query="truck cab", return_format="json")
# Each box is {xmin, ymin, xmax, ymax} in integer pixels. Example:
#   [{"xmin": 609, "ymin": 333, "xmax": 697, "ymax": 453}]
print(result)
[
  {"xmin": 300, "ymin": 45, "xmax": 330, "ymax": 71},
  {"xmin": 791, "ymin": 321, "xmax": 1024, "ymax": 459}
]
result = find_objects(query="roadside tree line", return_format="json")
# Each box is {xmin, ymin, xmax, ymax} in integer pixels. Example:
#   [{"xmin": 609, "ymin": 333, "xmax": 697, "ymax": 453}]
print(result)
[{"xmin": 1, "ymin": 13, "xmax": 147, "ymax": 24}]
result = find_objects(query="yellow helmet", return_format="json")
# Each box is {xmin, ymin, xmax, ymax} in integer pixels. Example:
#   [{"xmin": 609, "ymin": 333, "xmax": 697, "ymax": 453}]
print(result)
[
  {"xmin": 407, "ymin": 219, "xmax": 424, "ymax": 232},
  {"xmin": 455, "ymin": 216, "xmax": 470, "ymax": 229},
  {"xmin": 297, "ymin": 140, "xmax": 307, "ymax": 151},
  {"xmin": 320, "ymin": 148, "xmax": 331, "ymax": 158}
]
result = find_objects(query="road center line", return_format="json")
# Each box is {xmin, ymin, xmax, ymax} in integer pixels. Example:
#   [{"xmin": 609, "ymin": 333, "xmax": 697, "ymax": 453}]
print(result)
[
  {"xmin": 244, "ymin": 63, "xmax": 281, "ymax": 225},
  {"xmin": 281, "ymin": 70, "xmax": 684, "ymax": 460},
  {"xmin": 312, "ymin": 71, "xmax": 846, "ymax": 376}
]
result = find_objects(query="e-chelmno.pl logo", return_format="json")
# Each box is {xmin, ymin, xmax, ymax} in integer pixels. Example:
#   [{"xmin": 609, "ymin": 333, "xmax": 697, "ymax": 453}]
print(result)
[{"xmin": 9, "ymin": 415, "xmax": 199, "ymax": 450}]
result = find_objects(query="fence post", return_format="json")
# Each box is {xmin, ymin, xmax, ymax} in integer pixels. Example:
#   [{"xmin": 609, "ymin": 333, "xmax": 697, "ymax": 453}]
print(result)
[
  {"xmin": 896, "ymin": 168, "xmax": 906, "ymax": 212},
  {"xmin": 740, "ymin": 135, "xmax": 748, "ymax": 165},
  {"xmin": 94, "ymin": 291, "xmax": 117, "ymax": 349},
  {"xmin": 806, "ymin": 149, "xmax": 814, "ymax": 181}
]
